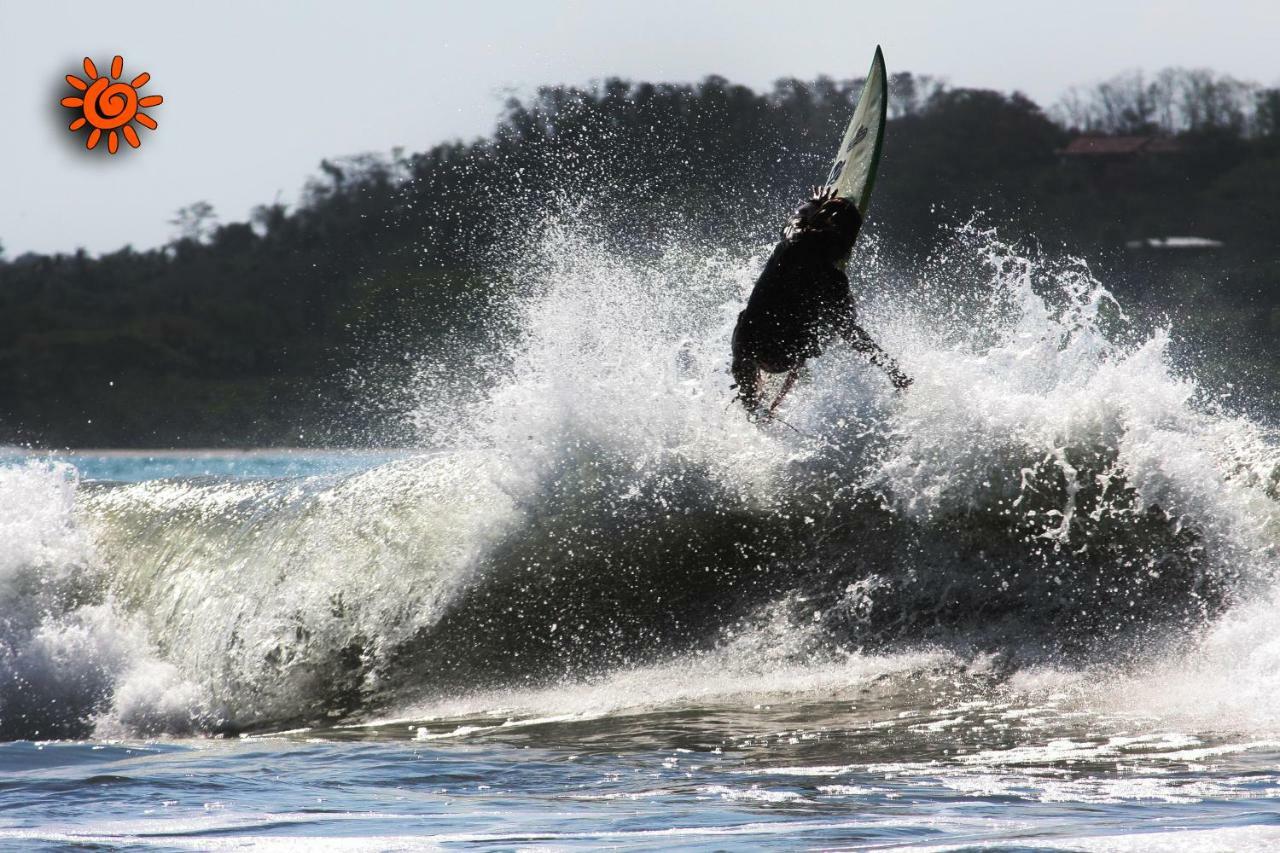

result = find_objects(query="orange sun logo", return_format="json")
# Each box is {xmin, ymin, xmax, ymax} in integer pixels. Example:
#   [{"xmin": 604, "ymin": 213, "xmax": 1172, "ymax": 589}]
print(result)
[{"xmin": 61, "ymin": 55, "xmax": 163, "ymax": 154}]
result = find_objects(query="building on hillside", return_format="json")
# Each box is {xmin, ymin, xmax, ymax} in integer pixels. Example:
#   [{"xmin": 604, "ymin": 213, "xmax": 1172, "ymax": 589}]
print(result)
[{"xmin": 1059, "ymin": 135, "xmax": 1184, "ymax": 191}]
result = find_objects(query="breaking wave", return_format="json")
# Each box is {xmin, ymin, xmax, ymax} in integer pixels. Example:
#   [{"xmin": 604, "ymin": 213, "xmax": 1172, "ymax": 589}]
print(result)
[{"xmin": 4, "ymin": 209, "xmax": 1280, "ymax": 740}]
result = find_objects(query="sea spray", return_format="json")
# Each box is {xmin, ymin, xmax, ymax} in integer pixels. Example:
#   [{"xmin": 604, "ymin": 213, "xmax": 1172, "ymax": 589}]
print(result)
[
  {"xmin": 0, "ymin": 462, "xmax": 136, "ymax": 738},
  {"xmin": 3, "ymin": 212, "xmax": 1279, "ymax": 738}
]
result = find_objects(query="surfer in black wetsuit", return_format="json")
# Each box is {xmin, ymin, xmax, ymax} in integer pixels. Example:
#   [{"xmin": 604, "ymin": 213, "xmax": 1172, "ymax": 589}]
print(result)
[{"xmin": 731, "ymin": 186, "xmax": 910, "ymax": 417}]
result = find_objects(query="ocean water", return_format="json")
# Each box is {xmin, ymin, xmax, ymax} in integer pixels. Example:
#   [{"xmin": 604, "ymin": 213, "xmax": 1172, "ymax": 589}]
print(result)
[{"xmin": 5, "ymin": 217, "xmax": 1280, "ymax": 849}]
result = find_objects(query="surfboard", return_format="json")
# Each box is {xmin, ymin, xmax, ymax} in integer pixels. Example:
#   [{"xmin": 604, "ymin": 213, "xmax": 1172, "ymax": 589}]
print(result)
[{"xmin": 825, "ymin": 46, "xmax": 888, "ymax": 219}]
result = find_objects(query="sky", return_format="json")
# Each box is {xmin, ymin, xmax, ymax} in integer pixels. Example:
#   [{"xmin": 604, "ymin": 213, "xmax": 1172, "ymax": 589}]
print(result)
[{"xmin": 1, "ymin": 0, "xmax": 1277, "ymax": 256}]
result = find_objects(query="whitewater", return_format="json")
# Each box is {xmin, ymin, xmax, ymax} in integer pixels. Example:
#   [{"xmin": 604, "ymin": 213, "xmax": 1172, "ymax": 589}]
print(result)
[{"xmin": 5, "ymin": 210, "xmax": 1280, "ymax": 849}]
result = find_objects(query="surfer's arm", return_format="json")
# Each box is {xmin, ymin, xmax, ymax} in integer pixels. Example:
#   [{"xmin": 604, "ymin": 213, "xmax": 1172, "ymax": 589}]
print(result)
[{"xmin": 838, "ymin": 307, "xmax": 912, "ymax": 391}]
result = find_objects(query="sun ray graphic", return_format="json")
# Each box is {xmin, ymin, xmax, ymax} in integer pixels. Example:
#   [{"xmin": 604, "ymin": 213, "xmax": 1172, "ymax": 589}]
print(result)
[{"xmin": 61, "ymin": 55, "xmax": 163, "ymax": 154}]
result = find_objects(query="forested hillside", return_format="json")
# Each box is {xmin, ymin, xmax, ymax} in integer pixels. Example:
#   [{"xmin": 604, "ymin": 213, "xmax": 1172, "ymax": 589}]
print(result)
[{"xmin": 3, "ymin": 68, "xmax": 1279, "ymax": 446}]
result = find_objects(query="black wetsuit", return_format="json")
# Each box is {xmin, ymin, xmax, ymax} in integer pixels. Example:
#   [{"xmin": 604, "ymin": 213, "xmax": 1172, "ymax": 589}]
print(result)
[{"xmin": 731, "ymin": 193, "xmax": 909, "ymax": 412}]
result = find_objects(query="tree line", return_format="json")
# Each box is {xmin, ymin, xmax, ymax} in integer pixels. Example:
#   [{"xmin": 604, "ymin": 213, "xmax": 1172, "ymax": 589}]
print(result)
[
  {"xmin": 1057, "ymin": 68, "xmax": 1280, "ymax": 136},
  {"xmin": 2, "ymin": 67, "xmax": 1279, "ymax": 447}
]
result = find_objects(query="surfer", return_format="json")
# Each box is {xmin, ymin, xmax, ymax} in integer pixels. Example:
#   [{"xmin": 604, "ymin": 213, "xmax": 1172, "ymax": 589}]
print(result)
[{"xmin": 731, "ymin": 186, "xmax": 911, "ymax": 416}]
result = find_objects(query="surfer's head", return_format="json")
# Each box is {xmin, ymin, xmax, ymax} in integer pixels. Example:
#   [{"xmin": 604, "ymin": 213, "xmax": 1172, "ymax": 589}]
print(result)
[{"xmin": 782, "ymin": 186, "xmax": 861, "ymax": 256}]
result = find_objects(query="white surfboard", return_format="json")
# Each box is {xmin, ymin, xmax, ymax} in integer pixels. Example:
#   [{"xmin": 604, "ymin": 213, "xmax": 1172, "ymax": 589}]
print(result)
[{"xmin": 825, "ymin": 46, "xmax": 888, "ymax": 218}]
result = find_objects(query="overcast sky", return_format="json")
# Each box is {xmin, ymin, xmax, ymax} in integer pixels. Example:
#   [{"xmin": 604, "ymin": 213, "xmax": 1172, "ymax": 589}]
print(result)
[{"xmin": 1, "ymin": 0, "xmax": 1277, "ymax": 256}]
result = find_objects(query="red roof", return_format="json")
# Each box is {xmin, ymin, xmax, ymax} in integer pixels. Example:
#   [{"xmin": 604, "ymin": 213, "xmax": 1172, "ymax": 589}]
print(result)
[
  {"xmin": 1062, "ymin": 136, "xmax": 1181, "ymax": 156},
  {"xmin": 1144, "ymin": 137, "xmax": 1182, "ymax": 153}
]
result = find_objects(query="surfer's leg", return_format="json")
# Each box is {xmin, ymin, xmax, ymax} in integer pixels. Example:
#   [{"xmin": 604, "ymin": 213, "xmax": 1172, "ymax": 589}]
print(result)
[
  {"xmin": 731, "ymin": 351, "xmax": 762, "ymax": 412},
  {"xmin": 842, "ymin": 321, "xmax": 912, "ymax": 390}
]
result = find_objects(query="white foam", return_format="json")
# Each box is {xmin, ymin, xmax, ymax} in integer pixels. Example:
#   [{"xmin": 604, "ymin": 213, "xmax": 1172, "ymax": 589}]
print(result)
[
  {"xmin": 380, "ymin": 608, "xmax": 956, "ymax": 727},
  {"xmin": 10, "ymin": 212, "xmax": 1280, "ymax": 742},
  {"xmin": 1038, "ymin": 591, "xmax": 1280, "ymax": 734}
]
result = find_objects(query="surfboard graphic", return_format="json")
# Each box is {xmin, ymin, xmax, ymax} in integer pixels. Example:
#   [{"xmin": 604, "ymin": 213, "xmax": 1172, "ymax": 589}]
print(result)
[{"xmin": 825, "ymin": 46, "xmax": 888, "ymax": 219}]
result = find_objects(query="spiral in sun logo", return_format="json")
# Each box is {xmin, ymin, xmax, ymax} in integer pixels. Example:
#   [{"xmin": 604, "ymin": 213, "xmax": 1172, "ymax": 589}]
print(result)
[{"xmin": 61, "ymin": 55, "xmax": 163, "ymax": 154}]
